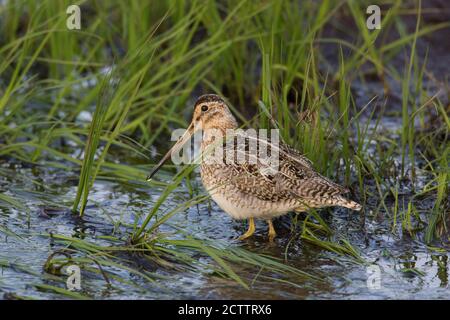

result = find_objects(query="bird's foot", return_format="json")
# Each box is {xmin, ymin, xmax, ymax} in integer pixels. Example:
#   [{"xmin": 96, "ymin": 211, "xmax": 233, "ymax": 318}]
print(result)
[
  {"xmin": 267, "ymin": 219, "xmax": 276, "ymax": 242},
  {"xmin": 238, "ymin": 217, "xmax": 255, "ymax": 240}
]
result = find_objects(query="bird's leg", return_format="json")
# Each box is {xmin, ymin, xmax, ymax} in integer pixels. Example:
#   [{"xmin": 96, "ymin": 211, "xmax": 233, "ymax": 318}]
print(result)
[
  {"xmin": 266, "ymin": 219, "xmax": 276, "ymax": 241},
  {"xmin": 238, "ymin": 217, "xmax": 255, "ymax": 240}
]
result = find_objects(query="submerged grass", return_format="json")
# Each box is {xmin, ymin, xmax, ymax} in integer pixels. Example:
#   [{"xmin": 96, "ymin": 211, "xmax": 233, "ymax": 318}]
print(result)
[{"xmin": 0, "ymin": 0, "xmax": 449, "ymax": 298}]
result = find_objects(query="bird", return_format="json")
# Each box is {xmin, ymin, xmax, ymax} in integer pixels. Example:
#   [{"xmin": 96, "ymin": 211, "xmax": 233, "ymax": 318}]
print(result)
[{"xmin": 147, "ymin": 94, "xmax": 362, "ymax": 241}]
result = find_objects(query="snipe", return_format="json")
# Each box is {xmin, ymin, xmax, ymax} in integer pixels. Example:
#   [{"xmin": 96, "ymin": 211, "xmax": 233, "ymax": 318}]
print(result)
[{"xmin": 148, "ymin": 94, "xmax": 361, "ymax": 241}]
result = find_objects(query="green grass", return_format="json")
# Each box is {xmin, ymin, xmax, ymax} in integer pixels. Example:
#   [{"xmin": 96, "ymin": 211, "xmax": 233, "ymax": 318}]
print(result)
[{"xmin": 0, "ymin": 0, "xmax": 449, "ymax": 298}]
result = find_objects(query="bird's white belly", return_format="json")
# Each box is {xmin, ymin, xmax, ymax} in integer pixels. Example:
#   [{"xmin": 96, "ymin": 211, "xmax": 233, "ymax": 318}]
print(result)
[
  {"xmin": 210, "ymin": 192, "xmax": 253, "ymax": 220},
  {"xmin": 209, "ymin": 191, "xmax": 294, "ymax": 220}
]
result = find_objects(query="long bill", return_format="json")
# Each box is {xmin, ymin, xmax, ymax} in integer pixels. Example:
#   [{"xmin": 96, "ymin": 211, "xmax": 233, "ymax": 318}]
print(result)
[{"xmin": 146, "ymin": 122, "xmax": 195, "ymax": 181}]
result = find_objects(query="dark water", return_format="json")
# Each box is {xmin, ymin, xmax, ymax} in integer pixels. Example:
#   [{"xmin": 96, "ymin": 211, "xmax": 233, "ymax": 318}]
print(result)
[{"xmin": 0, "ymin": 156, "xmax": 448, "ymax": 300}]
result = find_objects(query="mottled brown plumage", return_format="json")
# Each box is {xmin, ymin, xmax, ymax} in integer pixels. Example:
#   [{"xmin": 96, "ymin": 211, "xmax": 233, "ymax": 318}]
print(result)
[{"xmin": 148, "ymin": 94, "xmax": 362, "ymax": 241}]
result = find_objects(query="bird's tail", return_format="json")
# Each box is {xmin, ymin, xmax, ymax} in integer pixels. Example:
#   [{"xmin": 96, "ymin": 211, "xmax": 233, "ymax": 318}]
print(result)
[
  {"xmin": 294, "ymin": 196, "xmax": 362, "ymax": 213},
  {"xmin": 331, "ymin": 195, "xmax": 362, "ymax": 211}
]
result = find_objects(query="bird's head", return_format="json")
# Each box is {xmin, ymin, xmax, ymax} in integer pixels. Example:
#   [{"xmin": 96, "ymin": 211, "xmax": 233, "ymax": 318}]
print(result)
[
  {"xmin": 191, "ymin": 94, "xmax": 237, "ymax": 132},
  {"xmin": 147, "ymin": 94, "xmax": 237, "ymax": 180}
]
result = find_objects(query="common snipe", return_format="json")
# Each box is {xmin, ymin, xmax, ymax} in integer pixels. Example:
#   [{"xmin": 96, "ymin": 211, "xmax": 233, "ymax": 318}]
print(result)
[{"xmin": 148, "ymin": 94, "xmax": 361, "ymax": 241}]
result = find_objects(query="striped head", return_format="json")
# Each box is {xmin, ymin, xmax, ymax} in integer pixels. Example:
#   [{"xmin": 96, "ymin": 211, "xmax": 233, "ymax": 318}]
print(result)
[
  {"xmin": 192, "ymin": 94, "xmax": 238, "ymax": 132},
  {"xmin": 147, "ymin": 94, "xmax": 237, "ymax": 180}
]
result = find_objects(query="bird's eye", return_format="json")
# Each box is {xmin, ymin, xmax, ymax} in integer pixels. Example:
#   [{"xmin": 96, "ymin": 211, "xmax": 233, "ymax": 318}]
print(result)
[{"xmin": 201, "ymin": 105, "xmax": 208, "ymax": 112}]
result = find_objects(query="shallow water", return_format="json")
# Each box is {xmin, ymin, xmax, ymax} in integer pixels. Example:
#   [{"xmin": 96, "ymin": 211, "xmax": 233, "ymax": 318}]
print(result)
[{"xmin": 0, "ymin": 157, "xmax": 448, "ymax": 299}]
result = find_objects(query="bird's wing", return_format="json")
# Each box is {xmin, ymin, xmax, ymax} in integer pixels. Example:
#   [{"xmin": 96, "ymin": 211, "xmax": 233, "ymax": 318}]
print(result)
[
  {"xmin": 277, "ymin": 141, "xmax": 348, "ymax": 198},
  {"xmin": 279, "ymin": 142, "xmax": 314, "ymax": 169},
  {"xmin": 226, "ymin": 162, "xmax": 296, "ymax": 202},
  {"xmin": 220, "ymin": 137, "xmax": 348, "ymax": 202},
  {"xmin": 276, "ymin": 160, "xmax": 349, "ymax": 199}
]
